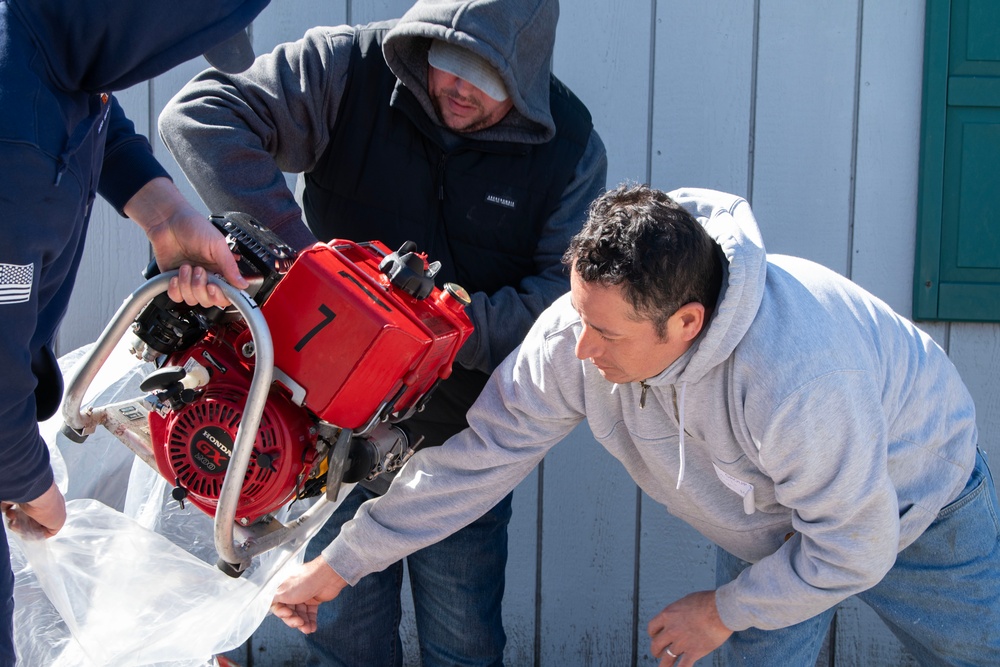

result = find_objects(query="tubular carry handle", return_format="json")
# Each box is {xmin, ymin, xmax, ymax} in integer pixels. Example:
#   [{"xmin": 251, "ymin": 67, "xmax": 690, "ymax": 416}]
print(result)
[{"xmin": 60, "ymin": 271, "xmax": 340, "ymax": 575}]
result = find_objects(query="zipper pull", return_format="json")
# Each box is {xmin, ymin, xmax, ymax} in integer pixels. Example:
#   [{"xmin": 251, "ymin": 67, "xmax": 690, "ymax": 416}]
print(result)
[{"xmin": 639, "ymin": 381, "xmax": 649, "ymax": 409}]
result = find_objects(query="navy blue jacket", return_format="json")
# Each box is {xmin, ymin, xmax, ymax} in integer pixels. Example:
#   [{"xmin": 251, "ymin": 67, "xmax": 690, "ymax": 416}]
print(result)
[{"xmin": 0, "ymin": 0, "xmax": 267, "ymax": 505}]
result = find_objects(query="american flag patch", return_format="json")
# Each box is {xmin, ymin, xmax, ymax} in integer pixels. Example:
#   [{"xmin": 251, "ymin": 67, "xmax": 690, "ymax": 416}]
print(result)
[{"xmin": 0, "ymin": 263, "xmax": 34, "ymax": 304}]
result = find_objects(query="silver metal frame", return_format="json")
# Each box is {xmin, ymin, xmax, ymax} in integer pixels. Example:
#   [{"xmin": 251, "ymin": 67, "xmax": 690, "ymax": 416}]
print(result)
[{"xmin": 61, "ymin": 271, "xmax": 337, "ymax": 572}]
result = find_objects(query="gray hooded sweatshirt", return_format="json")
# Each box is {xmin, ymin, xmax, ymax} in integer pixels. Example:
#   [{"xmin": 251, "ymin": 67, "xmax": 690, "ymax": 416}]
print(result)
[{"xmin": 323, "ymin": 188, "xmax": 978, "ymax": 632}]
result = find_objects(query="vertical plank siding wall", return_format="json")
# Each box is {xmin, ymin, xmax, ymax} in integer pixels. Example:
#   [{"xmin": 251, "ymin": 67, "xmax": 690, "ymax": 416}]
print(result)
[{"xmin": 55, "ymin": 1, "xmax": 999, "ymax": 665}]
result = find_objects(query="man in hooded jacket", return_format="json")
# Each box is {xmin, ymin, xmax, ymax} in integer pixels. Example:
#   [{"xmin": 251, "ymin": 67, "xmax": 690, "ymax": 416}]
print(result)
[
  {"xmin": 0, "ymin": 1, "xmax": 268, "ymax": 663},
  {"xmin": 159, "ymin": 0, "xmax": 606, "ymax": 664},
  {"xmin": 270, "ymin": 183, "xmax": 1000, "ymax": 666}
]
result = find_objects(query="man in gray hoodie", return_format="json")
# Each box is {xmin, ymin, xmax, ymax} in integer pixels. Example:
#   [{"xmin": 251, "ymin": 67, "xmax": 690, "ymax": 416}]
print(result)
[
  {"xmin": 271, "ymin": 184, "xmax": 1000, "ymax": 666},
  {"xmin": 159, "ymin": 0, "xmax": 606, "ymax": 664}
]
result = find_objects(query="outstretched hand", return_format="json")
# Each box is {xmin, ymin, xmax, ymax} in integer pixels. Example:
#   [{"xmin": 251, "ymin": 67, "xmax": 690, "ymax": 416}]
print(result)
[
  {"xmin": 647, "ymin": 590, "xmax": 733, "ymax": 666},
  {"xmin": 270, "ymin": 556, "xmax": 348, "ymax": 634},
  {"xmin": 124, "ymin": 177, "xmax": 248, "ymax": 309}
]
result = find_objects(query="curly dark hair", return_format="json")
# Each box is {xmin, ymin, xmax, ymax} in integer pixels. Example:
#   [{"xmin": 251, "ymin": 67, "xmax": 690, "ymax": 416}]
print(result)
[{"xmin": 563, "ymin": 183, "xmax": 723, "ymax": 337}]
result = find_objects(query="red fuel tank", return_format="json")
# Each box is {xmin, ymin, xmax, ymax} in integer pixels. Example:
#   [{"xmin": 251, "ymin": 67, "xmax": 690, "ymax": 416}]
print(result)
[{"xmin": 259, "ymin": 240, "xmax": 473, "ymax": 429}]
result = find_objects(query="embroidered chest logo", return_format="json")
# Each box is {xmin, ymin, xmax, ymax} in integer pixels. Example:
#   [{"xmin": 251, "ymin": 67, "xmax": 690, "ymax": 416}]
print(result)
[
  {"xmin": 485, "ymin": 193, "xmax": 517, "ymax": 210},
  {"xmin": 0, "ymin": 263, "xmax": 34, "ymax": 305}
]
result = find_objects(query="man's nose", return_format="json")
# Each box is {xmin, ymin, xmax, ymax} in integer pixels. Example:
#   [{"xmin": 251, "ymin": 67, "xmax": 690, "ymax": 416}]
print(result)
[{"xmin": 575, "ymin": 327, "xmax": 598, "ymax": 360}]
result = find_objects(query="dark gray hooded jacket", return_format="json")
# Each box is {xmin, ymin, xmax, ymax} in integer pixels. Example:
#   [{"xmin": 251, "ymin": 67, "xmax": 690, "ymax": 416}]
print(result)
[{"xmin": 160, "ymin": 0, "xmax": 608, "ymax": 447}]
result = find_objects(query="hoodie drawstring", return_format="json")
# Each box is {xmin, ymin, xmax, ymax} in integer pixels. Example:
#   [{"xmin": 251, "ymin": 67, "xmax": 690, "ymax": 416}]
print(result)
[
  {"xmin": 676, "ymin": 382, "xmax": 687, "ymax": 489},
  {"xmin": 639, "ymin": 380, "xmax": 688, "ymax": 489}
]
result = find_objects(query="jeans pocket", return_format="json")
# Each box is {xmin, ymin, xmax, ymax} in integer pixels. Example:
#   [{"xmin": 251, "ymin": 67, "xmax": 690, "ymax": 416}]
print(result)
[{"xmin": 935, "ymin": 452, "xmax": 1000, "ymax": 538}]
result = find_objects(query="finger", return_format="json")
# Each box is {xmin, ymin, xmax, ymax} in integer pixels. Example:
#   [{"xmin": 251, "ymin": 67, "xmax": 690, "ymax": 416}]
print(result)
[
  {"xmin": 298, "ymin": 609, "xmax": 316, "ymax": 635},
  {"xmin": 656, "ymin": 645, "xmax": 680, "ymax": 667},
  {"xmin": 279, "ymin": 613, "xmax": 304, "ymax": 630},
  {"xmin": 187, "ymin": 270, "xmax": 229, "ymax": 310},
  {"xmin": 173, "ymin": 264, "xmax": 197, "ymax": 306},
  {"xmin": 188, "ymin": 266, "xmax": 209, "ymax": 307},
  {"xmin": 271, "ymin": 605, "xmax": 302, "ymax": 626},
  {"xmin": 203, "ymin": 280, "xmax": 232, "ymax": 310},
  {"xmin": 272, "ymin": 603, "xmax": 313, "ymax": 633},
  {"xmin": 647, "ymin": 612, "xmax": 666, "ymax": 637},
  {"xmin": 215, "ymin": 245, "xmax": 249, "ymax": 290},
  {"xmin": 167, "ymin": 275, "xmax": 184, "ymax": 304},
  {"xmin": 270, "ymin": 602, "xmax": 292, "ymax": 619},
  {"xmin": 299, "ymin": 603, "xmax": 318, "ymax": 634},
  {"xmin": 648, "ymin": 627, "xmax": 669, "ymax": 658}
]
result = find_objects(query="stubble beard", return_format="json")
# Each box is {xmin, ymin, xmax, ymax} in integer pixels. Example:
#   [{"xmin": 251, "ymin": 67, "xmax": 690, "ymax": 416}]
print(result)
[{"xmin": 432, "ymin": 92, "xmax": 494, "ymax": 134}]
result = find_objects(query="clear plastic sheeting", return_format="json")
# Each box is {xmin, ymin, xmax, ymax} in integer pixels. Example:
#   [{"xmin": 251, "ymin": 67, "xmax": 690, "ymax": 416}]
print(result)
[{"xmin": 9, "ymin": 340, "xmax": 344, "ymax": 666}]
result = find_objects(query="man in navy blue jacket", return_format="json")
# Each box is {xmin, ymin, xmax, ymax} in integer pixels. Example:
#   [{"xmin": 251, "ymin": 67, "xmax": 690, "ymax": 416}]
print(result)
[{"xmin": 0, "ymin": 1, "xmax": 269, "ymax": 663}]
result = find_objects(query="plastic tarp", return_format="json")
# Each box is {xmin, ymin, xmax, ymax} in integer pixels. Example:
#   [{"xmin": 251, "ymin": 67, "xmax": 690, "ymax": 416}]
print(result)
[{"xmin": 8, "ymin": 340, "xmax": 344, "ymax": 666}]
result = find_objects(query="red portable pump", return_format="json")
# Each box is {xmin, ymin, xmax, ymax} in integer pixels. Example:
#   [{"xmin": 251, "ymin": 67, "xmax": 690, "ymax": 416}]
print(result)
[{"xmin": 62, "ymin": 213, "xmax": 473, "ymax": 574}]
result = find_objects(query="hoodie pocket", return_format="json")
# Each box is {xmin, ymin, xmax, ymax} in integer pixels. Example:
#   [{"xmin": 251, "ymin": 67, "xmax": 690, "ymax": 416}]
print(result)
[{"xmin": 711, "ymin": 455, "xmax": 776, "ymax": 515}]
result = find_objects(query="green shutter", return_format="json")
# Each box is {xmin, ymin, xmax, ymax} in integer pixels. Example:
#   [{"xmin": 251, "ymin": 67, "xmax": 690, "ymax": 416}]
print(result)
[{"xmin": 914, "ymin": 0, "xmax": 1000, "ymax": 321}]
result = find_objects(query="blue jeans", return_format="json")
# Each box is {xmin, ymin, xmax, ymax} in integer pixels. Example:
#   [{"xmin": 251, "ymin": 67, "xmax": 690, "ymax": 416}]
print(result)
[
  {"xmin": 303, "ymin": 485, "xmax": 512, "ymax": 667},
  {"xmin": 716, "ymin": 449, "xmax": 1000, "ymax": 666}
]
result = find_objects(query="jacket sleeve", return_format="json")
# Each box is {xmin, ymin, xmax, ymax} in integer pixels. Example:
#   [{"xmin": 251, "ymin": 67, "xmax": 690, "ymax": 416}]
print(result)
[
  {"xmin": 159, "ymin": 26, "xmax": 358, "ymax": 251},
  {"xmin": 0, "ymin": 144, "xmax": 68, "ymax": 503},
  {"xmin": 97, "ymin": 97, "xmax": 171, "ymax": 214},
  {"xmin": 322, "ymin": 304, "xmax": 587, "ymax": 583},
  {"xmin": 0, "ymin": 387, "xmax": 53, "ymax": 504},
  {"xmin": 456, "ymin": 129, "xmax": 607, "ymax": 375},
  {"xmin": 714, "ymin": 371, "xmax": 902, "ymax": 631},
  {"xmin": 0, "ymin": 326, "xmax": 54, "ymax": 504}
]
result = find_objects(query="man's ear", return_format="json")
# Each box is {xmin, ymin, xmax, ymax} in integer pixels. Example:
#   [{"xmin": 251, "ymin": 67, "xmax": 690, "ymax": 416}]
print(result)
[{"xmin": 673, "ymin": 302, "xmax": 706, "ymax": 342}]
